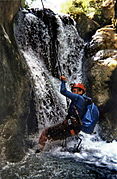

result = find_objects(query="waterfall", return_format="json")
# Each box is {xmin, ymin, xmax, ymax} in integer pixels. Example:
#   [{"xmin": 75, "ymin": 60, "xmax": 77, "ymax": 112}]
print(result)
[
  {"xmin": 14, "ymin": 8, "xmax": 84, "ymax": 130},
  {"xmin": 14, "ymin": 8, "xmax": 117, "ymax": 172}
]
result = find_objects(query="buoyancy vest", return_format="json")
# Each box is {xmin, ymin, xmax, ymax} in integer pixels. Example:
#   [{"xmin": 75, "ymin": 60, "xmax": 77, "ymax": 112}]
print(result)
[
  {"xmin": 74, "ymin": 96, "xmax": 99, "ymax": 134},
  {"xmin": 81, "ymin": 102, "xmax": 99, "ymax": 134}
]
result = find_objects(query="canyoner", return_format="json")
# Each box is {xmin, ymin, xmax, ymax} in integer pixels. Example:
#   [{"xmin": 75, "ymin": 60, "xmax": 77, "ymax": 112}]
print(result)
[{"xmin": 37, "ymin": 75, "xmax": 100, "ymax": 153}]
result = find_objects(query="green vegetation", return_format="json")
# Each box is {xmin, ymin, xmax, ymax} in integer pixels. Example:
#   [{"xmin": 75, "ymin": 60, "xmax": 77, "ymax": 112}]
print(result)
[
  {"xmin": 21, "ymin": 0, "xmax": 26, "ymax": 7},
  {"xmin": 60, "ymin": 0, "xmax": 104, "ymax": 24},
  {"xmin": 21, "ymin": 0, "xmax": 36, "ymax": 8}
]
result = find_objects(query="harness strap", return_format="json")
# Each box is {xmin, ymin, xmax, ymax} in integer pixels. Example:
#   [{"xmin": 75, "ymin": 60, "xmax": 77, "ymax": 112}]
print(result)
[{"xmin": 73, "ymin": 105, "xmax": 82, "ymax": 125}]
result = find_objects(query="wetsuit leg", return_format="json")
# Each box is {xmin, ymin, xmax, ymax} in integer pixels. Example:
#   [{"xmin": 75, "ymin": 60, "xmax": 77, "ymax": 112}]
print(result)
[{"xmin": 38, "ymin": 118, "xmax": 81, "ymax": 150}]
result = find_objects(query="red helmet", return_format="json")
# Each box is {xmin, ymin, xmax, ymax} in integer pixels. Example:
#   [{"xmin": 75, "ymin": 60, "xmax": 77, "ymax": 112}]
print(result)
[{"xmin": 70, "ymin": 83, "xmax": 86, "ymax": 93}]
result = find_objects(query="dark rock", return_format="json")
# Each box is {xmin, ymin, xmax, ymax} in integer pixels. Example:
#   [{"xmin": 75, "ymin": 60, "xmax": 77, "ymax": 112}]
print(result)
[
  {"xmin": 75, "ymin": 12, "xmax": 100, "ymax": 41},
  {"xmin": 0, "ymin": 1, "xmax": 32, "ymax": 162}
]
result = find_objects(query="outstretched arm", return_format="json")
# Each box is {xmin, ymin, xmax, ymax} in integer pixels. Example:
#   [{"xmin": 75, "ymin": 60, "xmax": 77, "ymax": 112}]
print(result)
[{"xmin": 60, "ymin": 78, "xmax": 79, "ymax": 101}]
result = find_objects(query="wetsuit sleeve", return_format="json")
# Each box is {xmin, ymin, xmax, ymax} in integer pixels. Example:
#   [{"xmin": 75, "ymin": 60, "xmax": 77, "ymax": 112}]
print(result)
[{"xmin": 60, "ymin": 80, "xmax": 79, "ymax": 100}]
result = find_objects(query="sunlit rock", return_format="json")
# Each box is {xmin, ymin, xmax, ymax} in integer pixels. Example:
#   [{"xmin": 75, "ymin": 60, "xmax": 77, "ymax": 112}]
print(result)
[
  {"xmin": 102, "ymin": 0, "xmax": 115, "ymax": 22},
  {"xmin": 86, "ymin": 26, "xmax": 117, "ymax": 141}
]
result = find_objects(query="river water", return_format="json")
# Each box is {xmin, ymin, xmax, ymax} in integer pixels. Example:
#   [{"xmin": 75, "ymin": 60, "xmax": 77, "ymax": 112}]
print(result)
[{"xmin": 0, "ymin": 129, "xmax": 117, "ymax": 179}]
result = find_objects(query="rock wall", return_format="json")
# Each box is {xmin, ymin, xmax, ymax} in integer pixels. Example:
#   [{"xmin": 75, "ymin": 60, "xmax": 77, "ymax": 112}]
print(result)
[
  {"xmin": 85, "ymin": 26, "xmax": 117, "ymax": 141},
  {"xmin": 75, "ymin": 13, "xmax": 100, "ymax": 41},
  {"xmin": 75, "ymin": 0, "xmax": 117, "ymax": 40},
  {"xmin": 0, "ymin": 0, "xmax": 31, "ymax": 162},
  {"xmin": 80, "ymin": 0, "xmax": 117, "ymax": 141}
]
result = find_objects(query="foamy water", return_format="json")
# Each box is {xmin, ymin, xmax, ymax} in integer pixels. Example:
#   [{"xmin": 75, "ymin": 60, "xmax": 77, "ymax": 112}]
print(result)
[{"xmin": 52, "ymin": 130, "xmax": 117, "ymax": 171}]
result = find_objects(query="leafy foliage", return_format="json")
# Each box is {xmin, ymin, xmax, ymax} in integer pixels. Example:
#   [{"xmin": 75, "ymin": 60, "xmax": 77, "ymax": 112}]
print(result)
[{"xmin": 61, "ymin": 0, "xmax": 104, "ymax": 23}]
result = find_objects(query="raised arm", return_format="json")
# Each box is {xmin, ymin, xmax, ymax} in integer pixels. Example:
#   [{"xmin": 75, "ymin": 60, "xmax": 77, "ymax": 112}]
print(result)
[{"xmin": 60, "ymin": 80, "xmax": 79, "ymax": 101}]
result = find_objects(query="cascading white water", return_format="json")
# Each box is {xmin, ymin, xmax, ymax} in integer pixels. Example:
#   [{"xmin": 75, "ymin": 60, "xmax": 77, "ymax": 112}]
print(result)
[
  {"xmin": 14, "ymin": 9, "xmax": 84, "ymax": 129},
  {"xmin": 55, "ymin": 14, "xmax": 84, "ymax": 83},
  {"xmin": 52, "ymin": 129, "xmax": 117, "ymax": 171},
  {"xmin": 14, "ymin": 8, "xmax": 117, "ymax": 173}
]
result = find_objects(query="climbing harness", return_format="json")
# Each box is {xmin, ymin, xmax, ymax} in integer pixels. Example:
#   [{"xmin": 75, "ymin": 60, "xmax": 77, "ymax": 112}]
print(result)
[
  {"xmin": 67, "ymin": 106, "xmax": 83, "ymax": 153},
  {"xmin": 61, "ymin": 109, "xmax": 83, "ymax": 153}
]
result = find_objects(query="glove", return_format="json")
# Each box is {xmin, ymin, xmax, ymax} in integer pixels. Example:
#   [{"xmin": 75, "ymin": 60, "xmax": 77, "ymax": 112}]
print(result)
[{"xmin": 60, "ymin": 76, "xmax": 67, "ymax": 81}]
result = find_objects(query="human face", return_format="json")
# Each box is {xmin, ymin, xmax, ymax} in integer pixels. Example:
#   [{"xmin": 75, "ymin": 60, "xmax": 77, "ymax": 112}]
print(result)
[{"xmin": 72, "ymin": 88, "xmax": 83, "ymax": 95}]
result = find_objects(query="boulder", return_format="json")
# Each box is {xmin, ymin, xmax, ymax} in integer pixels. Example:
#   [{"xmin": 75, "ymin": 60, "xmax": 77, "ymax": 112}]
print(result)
[
  {"xmin": 86, "ymin": 26, "xmax": 117, "ymax": 141},
  {"xmin": 75, "ymin": 13, "xmax": 100, "ymax": 41},
  {"xmin": 89, "ymin": 26, "xmax": 117, "ymax": 52}
]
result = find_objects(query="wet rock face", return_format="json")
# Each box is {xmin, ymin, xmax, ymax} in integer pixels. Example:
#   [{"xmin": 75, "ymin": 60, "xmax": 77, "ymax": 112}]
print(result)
[
  {"xmin": 0, "ymin": 1, "xmax": 31, "ymax": 162},
  {"xmin": 86, "ymin": 26, "xmax": 117, "ymax": 141}
]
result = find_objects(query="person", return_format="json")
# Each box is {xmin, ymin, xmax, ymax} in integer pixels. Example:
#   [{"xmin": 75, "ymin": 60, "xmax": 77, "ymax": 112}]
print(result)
[{"xmin": 38, "ymin": 76, "xmax": 92, "ymax": 151}]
